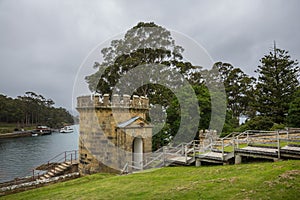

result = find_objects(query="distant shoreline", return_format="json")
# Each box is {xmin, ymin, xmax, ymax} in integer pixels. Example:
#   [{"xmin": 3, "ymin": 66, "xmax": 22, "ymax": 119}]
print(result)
[
  {"xmin": 0, "ymin": 126, "xmax": 75, "ymax": 139},
  {"xmin": 0, "ymin": 131, "xmax": 32, "ymax": 139}
]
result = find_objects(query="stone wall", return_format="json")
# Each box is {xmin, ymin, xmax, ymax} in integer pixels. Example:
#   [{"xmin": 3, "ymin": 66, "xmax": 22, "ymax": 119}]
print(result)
[{"xmin": 77, "ymin": 94, "xmax": 152, "ymax": 174}]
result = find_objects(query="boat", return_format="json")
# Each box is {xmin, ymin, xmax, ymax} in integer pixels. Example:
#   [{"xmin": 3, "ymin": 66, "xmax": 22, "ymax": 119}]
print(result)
[
  {"xmin": 32, "ymin": 125, "xmax": 52, "ymax": 136},
  {"xmin": 60, "ymin": 126, "xmax": 74, "ymax": 133},
  {"xmin": 31, "ymin": 133, "xmax": 38, "ymax": 137}
]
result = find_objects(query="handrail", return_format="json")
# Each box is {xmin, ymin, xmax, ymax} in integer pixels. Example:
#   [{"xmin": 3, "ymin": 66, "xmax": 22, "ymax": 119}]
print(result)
[
  {"xmin": 46, "ymin": 150, "xmax": 78, "ymax": 165},
  {"xmin": 32, "ymin": 150, "xmax": 78, "ymax": 180},
  {"xmin": 52, "ymin": 151, "xmax": 78, "ymax": 164},
  {"xmin": 220, "ymin": 131, "xmax": 238, "ymax": 140},
  {"xmin": 121, "ymin": 162, "xmax": 128, "ymax": 174},
  {"xmin": 143, "ymin": 153, "xmax": 164, "ymax": 168},
  {"xmin": 123, "ymin": 129, "xmax": 298, "ymax": 174}
]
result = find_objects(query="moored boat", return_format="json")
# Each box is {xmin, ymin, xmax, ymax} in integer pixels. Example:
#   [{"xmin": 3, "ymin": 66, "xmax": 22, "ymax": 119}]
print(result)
[
  {"xmin": 60, "ymin": 126, "xmax": 74, "ymax": 133},
  {"xmin": 32, "ymin": 125, "xmax": 52, "ymax": 136}
]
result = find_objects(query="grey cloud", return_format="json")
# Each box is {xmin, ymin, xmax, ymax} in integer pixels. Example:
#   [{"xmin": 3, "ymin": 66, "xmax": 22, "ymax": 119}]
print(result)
[{"xmin": 0, "ymin": 0, "xmax": 299, "ymax": 111}]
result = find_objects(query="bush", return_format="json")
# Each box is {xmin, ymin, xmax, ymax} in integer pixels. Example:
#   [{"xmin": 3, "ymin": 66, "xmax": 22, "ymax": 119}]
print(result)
[
  {"xmin": 270, "ymin": 123, "xmax": 286, "ymax": 131},
  {"xmin": 236, "ymin": 116, "xmax": 274, "ymax": 132},
  {"xmin": 0, "ymin": 128, "xmax": 11, "ymax": 134}
]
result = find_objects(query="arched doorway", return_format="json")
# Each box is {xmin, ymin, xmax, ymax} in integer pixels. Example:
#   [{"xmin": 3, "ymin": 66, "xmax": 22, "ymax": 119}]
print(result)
[{"xmin": 133, "ymin": 137, "xmax": 143, "ymax": 169}]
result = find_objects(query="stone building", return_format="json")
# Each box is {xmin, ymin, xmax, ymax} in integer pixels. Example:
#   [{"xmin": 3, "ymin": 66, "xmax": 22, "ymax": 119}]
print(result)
[{"xmin": 76, "ymin": 94, "xmax": 152, "ymax": 174}]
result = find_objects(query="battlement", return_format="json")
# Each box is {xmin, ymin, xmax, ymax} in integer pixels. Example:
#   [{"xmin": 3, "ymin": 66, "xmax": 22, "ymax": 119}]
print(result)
[{"xmin": 77, "ymin": 94, "xmax": 149, "ymax": 109}]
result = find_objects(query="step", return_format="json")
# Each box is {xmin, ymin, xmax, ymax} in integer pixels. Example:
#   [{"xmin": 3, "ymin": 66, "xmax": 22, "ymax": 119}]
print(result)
[
  {"xmin": 61, "ymin": 163, "xmax": 70, "ymax": 168},
  {"xmin": 44, "ymin": 174, "xmax": 50, "ymax": 178},
  {"xmin": 54, "ymin": 167, "xmax": 64, "ymax": 172},
  {"xmin": 58, "ymin": 164, "xmax": 68, "ymax": 170},
  {"xmin": 48, "ymin": 164, "xmax": 69, "ymax": 174},
  {"xmin": 48, "ymin": 172, "xmax": 55, "ymax": 176},
  {"xmin": 65, "ymin": 161, "xmax": 73, "ymax": 165}
]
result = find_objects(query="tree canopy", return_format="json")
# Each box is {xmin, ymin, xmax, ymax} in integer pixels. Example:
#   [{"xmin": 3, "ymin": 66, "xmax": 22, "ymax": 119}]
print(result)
[
  {"xmin": 0, "ymin": 92, "xmax": 74, "ymax": 128},
  {"xmin": 85, "ymin": 22, "xmax": 200, "ymax": 106},
  {"xmin": 84, "ymin": 21, "xmax": 300, "ymax": 148},
  {"xmin": 214, "ymin": 62, "xmax": 256, "ymax": 121}
]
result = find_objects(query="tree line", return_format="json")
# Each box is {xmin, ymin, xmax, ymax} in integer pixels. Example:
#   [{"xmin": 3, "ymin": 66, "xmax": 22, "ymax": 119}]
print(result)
[
  {"xmin": 85, "ymin": 22, "xmax": 299, "ymax": 149},
  {"xmin": 0, "ymin": 91, "xmax": 74, "ymax": 128}
]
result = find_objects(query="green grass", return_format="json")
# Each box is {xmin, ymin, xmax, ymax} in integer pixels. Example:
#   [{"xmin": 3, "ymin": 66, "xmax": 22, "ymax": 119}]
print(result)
[
  {"xmin": 247, "ymin": 141, "xmax": 300, "ymax": 148},
  {"xmin": 215, "ymin": 143, "xmax": 248, "ymax": 152},
  {"xmin": 217, "ymin": 141, "xmax": 300, "ymax": 153},
  {"xmin": 0, "ymin": 123, "xmax": 35, "ymax": 134},
  {"xmin": 2, "ymin": 160, "xmax": 300, "ymax": 200}
]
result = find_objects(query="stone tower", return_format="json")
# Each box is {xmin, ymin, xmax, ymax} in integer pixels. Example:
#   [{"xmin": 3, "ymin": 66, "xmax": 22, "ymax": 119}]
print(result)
[{"xmin": 76, "ymin": 94, "xmax": 152, "ymax": 174}]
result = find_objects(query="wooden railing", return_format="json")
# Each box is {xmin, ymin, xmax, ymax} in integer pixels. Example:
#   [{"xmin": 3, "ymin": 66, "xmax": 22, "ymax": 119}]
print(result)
[
  {"xmin": 121, "ymin": 128, "xmax": 300, "ymax": 174},
  {"xmin": 32, "ymin": 150, "xmax": 78, "ymax": 179},
  {"xmin": 46, "ymin": 150, "xmax": 78, "ymax": 165}
]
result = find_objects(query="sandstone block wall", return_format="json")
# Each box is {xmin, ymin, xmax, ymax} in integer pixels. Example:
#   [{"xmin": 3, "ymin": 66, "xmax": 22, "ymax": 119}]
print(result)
[{"xmin": 77, "ymin": 94, "xmax": 152, "ymax": 174}]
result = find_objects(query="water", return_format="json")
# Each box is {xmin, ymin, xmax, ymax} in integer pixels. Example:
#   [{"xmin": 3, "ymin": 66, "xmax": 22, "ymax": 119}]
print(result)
[{"xmin": 0, "ymin": 125, "xmax": 79, "ymax": 183}]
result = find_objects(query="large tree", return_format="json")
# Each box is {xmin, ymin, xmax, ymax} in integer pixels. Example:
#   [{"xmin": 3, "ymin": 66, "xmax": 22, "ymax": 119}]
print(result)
[
  {"xmin": 85, "ymin": 22, "xmax": 199, "ymax": 106},
  {"xmin": 86, "ymin": 22, "xmax": 210, "ymax": 149},
  {"xmin": 254, "ymin": 44, "xmax": 299, "ymax": 124},
  {"xmin": 214, "ymin": 62, "xmax": 256, "ymax": 122},
  {"xmin": 287, "ymin": 87, "xmax": 300, "ymax": 127}
]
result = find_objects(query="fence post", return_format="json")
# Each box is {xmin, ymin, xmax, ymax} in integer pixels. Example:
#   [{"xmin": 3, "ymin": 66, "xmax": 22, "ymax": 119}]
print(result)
[
  {"xmin": 141, "ymin": 160, "xmax": 143, "ymax": 170},
  {"xmin": 185, "ymin": 145, "xmax": 188, "ymax": 163},
  {"xmin": 237, "ymin": 136, "xmax": 239, "ymax": 149},
  {"xmin": 247, "ymin": 132, "xmax": 249, "ymax": 145},
  {"xmin": 64, "ymin": 151, "xmax": 67, "ymax": 162},
  {"xmin": 163, "ymin": 147, "xmax": 166, "ymax": 166},
  {"xmin": 277, "ymin": 131, "xmax": 281, "ymax": 159},
  {"xmin": 75, "ymin": 150, "xmax": 77, "ymax": 160},
  {"xmin": 193, "ymin": 140, "xmax": 195, "ymax": 157},
  {"xmin": 221, "ymin": 139, "xmax": 224, "ymax": 161},
  {"xmin": 233, "ymin": 139, "xmax": 236, "ymax": 154},
  {"xmin": 71, "ymin": 154, "xmax": 73, "ymax": 164}
]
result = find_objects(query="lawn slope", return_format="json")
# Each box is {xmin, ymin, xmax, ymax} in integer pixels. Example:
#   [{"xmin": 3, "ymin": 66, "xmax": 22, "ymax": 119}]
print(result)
[{"xmin": 2, "ymin": 160, "xmax": 300, "ymax": 200}]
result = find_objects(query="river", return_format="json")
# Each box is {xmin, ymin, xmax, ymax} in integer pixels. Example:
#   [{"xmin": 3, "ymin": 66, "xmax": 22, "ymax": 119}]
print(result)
[{"xmin": 0, "ymin": 125, "xmax": 79, "ymax": 183}]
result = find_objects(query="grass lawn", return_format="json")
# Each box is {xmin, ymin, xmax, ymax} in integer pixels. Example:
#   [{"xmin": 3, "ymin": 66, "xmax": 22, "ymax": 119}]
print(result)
[
  {"xmin": 221, "ymin": 143, "xmax": 248, "ymax": 152},
  {"xmin": 217, "ymin": 141, "xmax": 300, "ymax": 153},
  {"xmin": 1, "ymin": 160, "xmax": 299, "ymax": 200},
  {"xmin": 0, "ymin": 123, "xmax": 35, "ymax": 134}
]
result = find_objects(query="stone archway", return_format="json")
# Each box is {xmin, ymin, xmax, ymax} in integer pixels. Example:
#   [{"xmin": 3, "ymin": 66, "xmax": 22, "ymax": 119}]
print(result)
[{"xmin": 133, "ymin": 137, "xmax": 143, "ymax": 169}]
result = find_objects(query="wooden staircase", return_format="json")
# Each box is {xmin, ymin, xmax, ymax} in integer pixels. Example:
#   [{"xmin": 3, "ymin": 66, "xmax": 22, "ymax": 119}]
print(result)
[
  {"xmin": 122, "ymin": 141, "xmax": 202, "ymax": 173},
  {"xmin": 32, "ymin": 150, "xmax": 78, "ymax": 180}
]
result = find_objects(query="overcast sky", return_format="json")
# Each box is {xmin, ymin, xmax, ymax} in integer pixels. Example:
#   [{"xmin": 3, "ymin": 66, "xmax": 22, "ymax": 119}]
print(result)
[{"xmin": 1, "ymin": 0, "xmax": 299, "ymax": 112}]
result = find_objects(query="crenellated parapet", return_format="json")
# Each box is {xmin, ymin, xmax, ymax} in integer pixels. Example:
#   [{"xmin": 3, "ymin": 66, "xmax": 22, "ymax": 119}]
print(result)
[{"xmin": 77, "ymin": 94, "xmax": 149, "ymax": 109}]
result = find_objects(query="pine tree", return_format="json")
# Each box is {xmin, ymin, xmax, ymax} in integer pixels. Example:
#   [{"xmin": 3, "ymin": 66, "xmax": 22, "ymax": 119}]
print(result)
[
  {"xmin": 255, "ymin": 43, "xmax": 299, "ymax": 123},
  {"xmin": 287, "ymin": 87, "xmax": 300, "ymax": 127}
]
